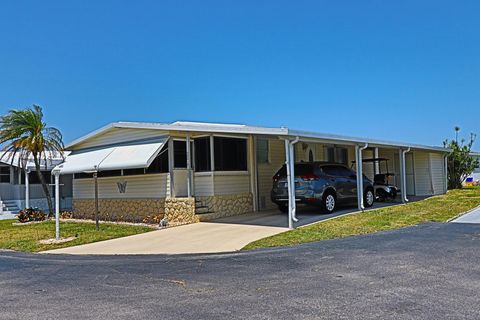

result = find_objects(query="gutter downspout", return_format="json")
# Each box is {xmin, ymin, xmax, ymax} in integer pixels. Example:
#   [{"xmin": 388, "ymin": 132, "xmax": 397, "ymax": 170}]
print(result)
[
  {"xmin": 401, "ymin": 147, "xmax": 411, "ymax": 203},
  {"xmin": 355, "ymin": 143, "xmax": 368, "ymax": 211},
  {"xmin": 444, "ymin": 153, "xmax": 449, "ymax": 193},
  {"xmin": 51, "ymin": 169, "xmax": 61, "ymax": 240},
  {"xmin": 289, "ymin": 137, "xmax": 300, "ymax": 223},
  {"xmin": 284, "ymin": 137, "xmax": 300, "ymax": 229}
]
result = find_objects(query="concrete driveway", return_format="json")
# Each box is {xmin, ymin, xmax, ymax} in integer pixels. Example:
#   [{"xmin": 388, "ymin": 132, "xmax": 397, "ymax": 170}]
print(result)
[
  {"xmin": 44, "ymin": 222, "xmax": 288, "ymax": 255},
  {"xmin": 44, "ymin": 200, "xmax": 413, "ymax": 255}
]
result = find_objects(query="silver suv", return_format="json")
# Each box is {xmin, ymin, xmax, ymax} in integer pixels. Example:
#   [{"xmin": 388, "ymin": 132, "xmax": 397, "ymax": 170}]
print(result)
[{"xmin": 271, "ymin": 162, "xmax": 374, "ymax": 213}]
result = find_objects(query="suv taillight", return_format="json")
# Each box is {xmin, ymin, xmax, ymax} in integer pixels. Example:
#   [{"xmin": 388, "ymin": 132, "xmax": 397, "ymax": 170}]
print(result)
[{"xmin": 300, "ymin": 174, "xmax": 319, "ymax": 181}]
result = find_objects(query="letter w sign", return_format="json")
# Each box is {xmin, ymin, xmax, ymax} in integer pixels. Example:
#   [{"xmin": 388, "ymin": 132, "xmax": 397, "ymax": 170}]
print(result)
[{"xmin": 117, "ymin": 181, "xmax": 128, "ymax": 194}]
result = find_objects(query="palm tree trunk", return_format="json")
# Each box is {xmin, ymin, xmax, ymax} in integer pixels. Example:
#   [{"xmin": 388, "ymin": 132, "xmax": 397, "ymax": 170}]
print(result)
[{"xmin": 33, "ymin": 154, "xmax": 54, "ymax": 216}]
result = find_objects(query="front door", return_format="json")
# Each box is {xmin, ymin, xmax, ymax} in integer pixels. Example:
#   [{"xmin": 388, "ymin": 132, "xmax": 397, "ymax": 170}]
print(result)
[{"xmin": 173, "ymin": 169, "xmax": 189, "ymax": 197}]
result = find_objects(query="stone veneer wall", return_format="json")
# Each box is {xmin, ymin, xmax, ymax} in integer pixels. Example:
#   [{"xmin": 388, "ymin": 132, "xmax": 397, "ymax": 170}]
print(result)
[
  {"xmin": 196, "ymin": 193, "xmax": 253, "ymax": 221},
  {"xmin": 73, "ymin": 198, "xmax": 165, "ymax": 224},
  {"xmin": 164, "ymin": 197, "xmax": 198, "ymax": 226}
]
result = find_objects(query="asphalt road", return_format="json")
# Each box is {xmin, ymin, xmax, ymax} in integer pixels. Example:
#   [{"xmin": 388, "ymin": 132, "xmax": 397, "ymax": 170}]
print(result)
[{"xmin": 1, "ymin": 222, "xmax": 480, "ymax": 320}]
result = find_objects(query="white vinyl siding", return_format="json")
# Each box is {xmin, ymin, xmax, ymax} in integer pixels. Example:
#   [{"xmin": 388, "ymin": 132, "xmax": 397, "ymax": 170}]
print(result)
[
  {"xmin": 214, "ymin": 173, "xmax": 250, "ymax": 195},
  {"xmin": 430, "ymin": 153, "xmax": 446, "ymax": 195},
  {"xmin": 193, "ymin": 173, "xmax": 214, "ymax": 196},
  {"xmin": 192, "ymin": 172, "xmax": 249, "ymax": 196},
  {"xmin": 73, "ymin": 173, "xmax": 168, "ymax": 199},
  {"xmin": 361, "ymin": 149, "xmax": 375, "ymax": 181},
  {"xmin": 74, "ymin": 128, "xmax": 168, "ymax": 150},
  {"xmin": 173, "ymin": 169, "xmax": 188, "ymax": 197},
  {"xmin": 257, "ymin": 139, "xmax": 285, "ymax": 210},
  {"xmin": 413, "ymin": 151, "xmax": 433, "ymax": 196}
]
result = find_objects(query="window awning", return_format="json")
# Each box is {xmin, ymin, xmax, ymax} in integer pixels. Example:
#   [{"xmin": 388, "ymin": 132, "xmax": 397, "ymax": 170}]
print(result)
[{"xmin": 52, "ymin": 137, "xmax": 168, "ymax": 174}]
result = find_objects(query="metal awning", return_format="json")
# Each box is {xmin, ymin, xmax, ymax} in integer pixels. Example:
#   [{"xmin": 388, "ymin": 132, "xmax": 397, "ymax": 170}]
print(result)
[{"xmin": 52, "ymin": 137, "xmax": 168, "ymax": 174}]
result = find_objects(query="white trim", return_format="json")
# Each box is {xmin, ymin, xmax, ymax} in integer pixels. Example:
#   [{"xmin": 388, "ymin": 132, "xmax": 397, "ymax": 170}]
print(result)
[
  {"xmin": 214, "ymin": 171, "xmax": 249, "ymax": 176},
  {"xmin": 65, "ymin": 121, "xmax": 449, "ymax": 154},
  {"xmin": 194, "ymin": 171, "xmax": 213, "ymax": 177}
]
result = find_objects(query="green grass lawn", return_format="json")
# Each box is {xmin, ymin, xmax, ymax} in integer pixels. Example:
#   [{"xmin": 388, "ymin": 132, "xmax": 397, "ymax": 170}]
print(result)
[
  {"xmin": 244, "ymin": 187, "xmax": 480, "ymax": 250},
  {"xmin": 0, "ymin": 220, "xmax": 155, "ymax": 252}
]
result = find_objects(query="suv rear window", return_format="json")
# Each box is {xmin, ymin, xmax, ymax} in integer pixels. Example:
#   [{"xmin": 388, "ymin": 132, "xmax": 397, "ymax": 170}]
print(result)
[
  {"xmin": 321, "ymin": 165, "xmax": 353, "ymax": 177},
  {"xmin": 274, "ymin": 163, "xmax": 315, "ymax": 178}
]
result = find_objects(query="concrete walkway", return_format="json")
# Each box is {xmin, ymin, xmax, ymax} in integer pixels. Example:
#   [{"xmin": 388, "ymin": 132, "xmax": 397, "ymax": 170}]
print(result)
[
  {"xmin": 43, "ymin": 222, "xmax": 288, "ymax": 255},
  {"xmin": 452, "ymin": 206, "xmax": 480, "ymax": 224}
]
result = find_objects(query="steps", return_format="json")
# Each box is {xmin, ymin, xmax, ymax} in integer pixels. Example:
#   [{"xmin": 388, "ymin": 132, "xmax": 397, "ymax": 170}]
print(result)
[
  {"xmin": 195, "ymin": 199, "xmax": 214, "ymax": 215},
  {"xmin": 0, "ymin": 200, "xmax": 19, "ymax": 220}
]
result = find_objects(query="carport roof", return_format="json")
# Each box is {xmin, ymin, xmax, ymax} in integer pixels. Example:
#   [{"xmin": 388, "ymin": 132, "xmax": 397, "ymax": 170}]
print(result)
[{"xmin": 66, "ymin": 121, "xmax": 449, "ymax": 153}]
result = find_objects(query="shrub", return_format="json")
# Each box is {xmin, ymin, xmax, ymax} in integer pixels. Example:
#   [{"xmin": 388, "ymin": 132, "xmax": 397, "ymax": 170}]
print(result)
[
  {"xmin": 17, "ymin": 208, "xmax": 46, "ymax": 223},
  {"xmin": 60, "ymin": 211, "xmax": 74, "ymax": 219}
]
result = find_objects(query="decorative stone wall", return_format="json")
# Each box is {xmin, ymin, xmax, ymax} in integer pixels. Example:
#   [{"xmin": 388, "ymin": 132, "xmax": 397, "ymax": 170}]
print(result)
[
  {"xmin": 196, "ymin": 193, "xmax": 253, "ymax": 220},
  {"xmin": 164, "ymin": 197, "xmax": 198, "ymax": 226},
  {"xmin": 73, "ymin": 198, "xmax": 165, "ymax": 224}
]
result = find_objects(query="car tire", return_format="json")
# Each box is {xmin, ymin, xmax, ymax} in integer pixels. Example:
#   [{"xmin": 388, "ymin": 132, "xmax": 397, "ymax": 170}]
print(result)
[
  {"xmin": 376, "ymin": 189, "xmax": 387, "ymax": 202},
  {"xmin": 277, "ymin": 204, "xmax": 288, "ymax": 213},
  {"xmin": 364, "ymin": 189, "xmax": 374, "ymax": 207},
  {"xmin": 322, "ymin": 191, "xmax": 336, "ymax": 213}
]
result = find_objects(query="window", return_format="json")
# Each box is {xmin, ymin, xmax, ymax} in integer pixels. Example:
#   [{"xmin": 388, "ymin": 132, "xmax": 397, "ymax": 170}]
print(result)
[
  {"xmin": 146, "ymin": 147, "xmax": 169, "ymax": 173},
  {"xmin": 256, "ymin": 139, "xmax": 269, "ymax": 164},
  {"xmin": 194, "ymin": 137, "xmax": 211, "ymax": 172},
  {"xmin": 123, "ymin": 168, "xmax": 145, "ymax": 176},
  {"xmin": 97, "ymin": 170, "xmax": 122, "ymax": 177},
  {"xmin": 336, "ymin": 148, "xmax": 348, "ymax": 165},
  {"xmin": 173, "ymin": 140, "xmax": 187, "ymax": 168},
  {"xmin": 0, "ymin": 166, "xmax": 10, "ymax": 183},
  {"xmin": 326, "ymin": 146, "xmax": 348, "ymax": 164},
  {"xmin": 326, "ymin": 147, "xmax": 335, "ymax": 162},
  {"xmin": 74, "ymin": 172, "xmax": 93, "ymax": 179},
  {"xmin": 214, "ymin": 137, "xmax": 247, "ymax": 171}
]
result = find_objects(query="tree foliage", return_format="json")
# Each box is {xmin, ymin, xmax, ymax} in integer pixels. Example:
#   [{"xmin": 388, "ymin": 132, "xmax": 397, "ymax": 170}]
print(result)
[
  {"xmin": 0, "ymin": 105, "xmax": 64, "ymax": 215},
  {"xmin": 444, "ymin": 128, "xmax": 479, "ymax": 189}
]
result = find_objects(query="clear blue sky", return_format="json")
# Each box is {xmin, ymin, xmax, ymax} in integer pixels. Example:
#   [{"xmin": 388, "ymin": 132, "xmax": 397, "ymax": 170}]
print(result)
[{"xmin": 1, "ymin": 1, "xmax": 478, "ymax": 148}]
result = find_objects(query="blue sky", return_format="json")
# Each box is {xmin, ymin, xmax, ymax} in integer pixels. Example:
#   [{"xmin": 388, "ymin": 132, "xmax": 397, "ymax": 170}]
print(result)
[{"xmin": 0, "ymin": 1, "xmax": 479, "ymax": 148}]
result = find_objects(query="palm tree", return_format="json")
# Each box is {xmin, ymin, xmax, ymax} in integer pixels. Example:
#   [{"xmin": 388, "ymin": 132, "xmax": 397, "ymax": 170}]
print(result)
[
  {"xmin": 455, "ymin": 126, "xmax": 461, "ymax": 143},
  {"xmin": 0, "ymin": 105, "xmax": 64, "ymax": 216}
]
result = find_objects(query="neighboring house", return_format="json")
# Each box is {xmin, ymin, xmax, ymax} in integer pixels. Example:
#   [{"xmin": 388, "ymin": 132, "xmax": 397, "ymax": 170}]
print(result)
[
  {"xmin": 51, "ymin": 121, "xmax": 450, "ymax": 227},
  {"xmin": 0, "ymin": 152, "xmax": 72, "ymax": 216},
  {"xmin": 465, "ymin": 153, "xmax": 480, "ymax": 186}
]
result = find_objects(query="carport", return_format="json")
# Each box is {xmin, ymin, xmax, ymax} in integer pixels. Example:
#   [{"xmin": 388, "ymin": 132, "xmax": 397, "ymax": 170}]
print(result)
[{"xmin": 264, "ymin": 131, "xmax": 449, "ymax": 229}]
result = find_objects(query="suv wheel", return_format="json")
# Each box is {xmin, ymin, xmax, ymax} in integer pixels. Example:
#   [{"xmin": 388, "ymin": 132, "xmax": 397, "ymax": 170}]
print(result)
[
  {"xmin": 364, "ymin": 189, "xmax": 374, "ymax": 207},
  {"xmin": 323, "ymin": 192, "xmax": 336, "ymax": 213}
]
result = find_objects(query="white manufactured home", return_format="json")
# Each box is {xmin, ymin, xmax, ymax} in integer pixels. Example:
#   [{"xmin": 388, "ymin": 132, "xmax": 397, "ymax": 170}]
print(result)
[{"xmin": 50, "ymin": 121, "xmax": 449, "ymax": 228}]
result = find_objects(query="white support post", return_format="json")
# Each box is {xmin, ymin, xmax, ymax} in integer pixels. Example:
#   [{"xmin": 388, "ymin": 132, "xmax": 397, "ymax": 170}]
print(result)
[
  {"xmin": 288, "ymin": 142, "xmax": 297, "ymax": 223},
  {"xmin": 186, "ymin": 133, "xmax": 192, "ymax": 198},
  {"xmin": 168, "ymin": 138, "xmax": 175, "ymax": 198},
  {"xmin": 284, "ymin": 140, "xmax": 293, "ymax": 229},
  {"xmin": 54, "ymin": 172, "xmax": 60, "ymax": 240},
  {"xmin": 248, "ymin": 135, "xmax": 258, "ymax": 212},
  {"xmin": 25, "ymin": 169, "xmax": 30, "ymax": 208},
  {"xmin": 355, "ymin": 144, "xmax": 367, "ymax": 211},
  {"xmin": 399, "ymin": 150, "xmax": 405, "ymax": 203},
  {"xmin": 93, "ymin": 171, "xmax": 100, "ymax": 231},
  {"xmin": 399, "ymin": 148, "xmax": 410, "ymax": 203},
  {"xmin": 444, "ymin": 154, "xmax": 449, "ymax": 192},
  {"xmin": 374, "ymin": 147, "xmax": 380, "ymax": 174}
]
